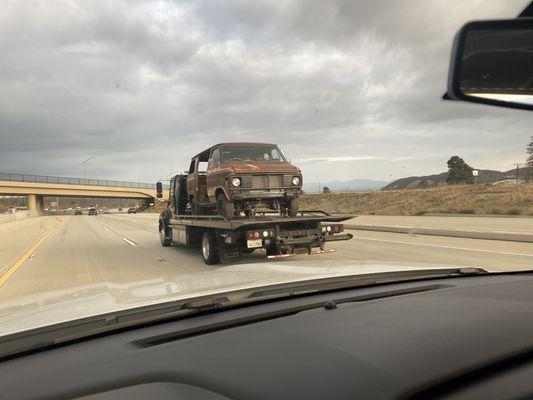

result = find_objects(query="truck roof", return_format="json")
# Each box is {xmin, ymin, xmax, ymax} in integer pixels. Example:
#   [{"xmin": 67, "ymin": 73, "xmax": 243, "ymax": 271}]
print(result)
[{"xmin": 192, "ymin": 142, "xmax": 278, "ymax": 159}]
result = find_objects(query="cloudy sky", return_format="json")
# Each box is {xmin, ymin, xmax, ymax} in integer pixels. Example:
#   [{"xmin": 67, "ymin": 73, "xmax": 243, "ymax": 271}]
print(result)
[{"xmin": 1, "ymin": 0, "xmax": 532, "ymax": 184}]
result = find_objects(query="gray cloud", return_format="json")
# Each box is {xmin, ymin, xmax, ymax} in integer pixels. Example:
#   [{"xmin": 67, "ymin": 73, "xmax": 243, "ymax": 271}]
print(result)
[{"xmin": 0, "ymin": 0, "xmax": 532, "ymax": 184}]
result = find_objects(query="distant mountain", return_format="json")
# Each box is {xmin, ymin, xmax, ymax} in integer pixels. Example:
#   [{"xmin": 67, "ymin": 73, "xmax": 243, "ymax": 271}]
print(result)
[
  {"xmin": 382, "ymin": 168, "xmax": 522, "ymax": 190},
  {"xmin": 304, "ymin": 178, "xmax": 388, "ymax": 193}
]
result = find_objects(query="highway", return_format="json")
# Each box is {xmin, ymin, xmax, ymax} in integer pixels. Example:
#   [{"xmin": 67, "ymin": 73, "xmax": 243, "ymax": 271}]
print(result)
[{"xmin": 0, "ymin": 214, "xmax": 532, "ymax": 302}]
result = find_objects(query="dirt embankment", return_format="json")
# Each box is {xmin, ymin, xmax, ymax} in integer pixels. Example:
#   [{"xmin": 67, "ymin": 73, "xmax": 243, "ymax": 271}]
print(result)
[{"xmin": 300, "ymin": 184, "xmax": 533, "ymax": 216}]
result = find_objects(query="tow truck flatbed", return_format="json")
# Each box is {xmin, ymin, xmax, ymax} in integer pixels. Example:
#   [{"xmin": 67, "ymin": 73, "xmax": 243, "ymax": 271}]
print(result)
[
  {"xmin": 159, "ymin": 210, "xmax": 354, "ymax": 265},
  {"xmin": 168, "ymin": 211, "xmax": 353, "ymax": 230}
]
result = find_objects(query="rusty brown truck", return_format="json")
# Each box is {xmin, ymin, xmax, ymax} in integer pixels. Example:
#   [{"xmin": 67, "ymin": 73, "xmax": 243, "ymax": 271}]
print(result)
[{"xmin": 186, "ymin": 142, "xmax": 302, "ymax": 219}]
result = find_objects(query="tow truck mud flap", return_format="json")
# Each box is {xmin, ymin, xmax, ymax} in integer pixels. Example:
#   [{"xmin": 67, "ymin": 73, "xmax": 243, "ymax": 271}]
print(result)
[
  {"xmin": 310, "ymin": 248, "xmax": 336, "ymax": 255},
  {"xmin": 267, "ymin": 253, "xmax": 299, "ymax": 259},
  {"xmin": 267, "ymin": 248, "xmax": 336, "ymax": 259}
]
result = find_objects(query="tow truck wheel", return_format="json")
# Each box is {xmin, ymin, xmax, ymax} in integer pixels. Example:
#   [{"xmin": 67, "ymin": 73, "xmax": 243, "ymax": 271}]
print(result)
[
  {"xmin": 288, "ymin": 197, "xmax": 299, "ymax": 217},
  {"xmin": 201, "ymin": 231, "xmax": 220, "ymax": 265},
  {"xmin": 159, "ymin": 224, "xmax": 171, "ymax": 247},
  {"xmin": 216, "ymin": 193, "xmax": 234, "ymax": 220}
]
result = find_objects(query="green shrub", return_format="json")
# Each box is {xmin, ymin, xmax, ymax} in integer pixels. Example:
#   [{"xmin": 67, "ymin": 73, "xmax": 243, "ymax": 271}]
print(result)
[
  {"xmin": 414, "ymin": 210, "xmax": 426, "ymax": 216},
  {"xmin": 507, "ymin": 208, "xmax": 522, "ymax": 215},
  {"xmin": 459, "ymin": 209, "xmax": 475, "ymax": 214}
]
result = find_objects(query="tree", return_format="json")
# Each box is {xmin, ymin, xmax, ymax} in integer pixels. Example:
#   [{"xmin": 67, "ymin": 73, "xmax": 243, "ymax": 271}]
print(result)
[
  {"xmin": 322, "ymin": 186, "xmax": 331, "ymax": 193},
  {"xmin": 446, "ymin": 156, "xmax": 474, "ymax": 184}
]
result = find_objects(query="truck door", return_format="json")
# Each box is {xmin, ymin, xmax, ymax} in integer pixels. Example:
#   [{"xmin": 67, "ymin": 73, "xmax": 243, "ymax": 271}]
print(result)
[
  {"xmin": 206, "ymin": 148, "xmax": 221, "ymax": 202},
  {"xmin": 186, "ymin": 158, "xmax": 197, "ymax": 202},
  {"xmin": 169, "ymin": 176, "xmax": 177, "ymax": 212}
]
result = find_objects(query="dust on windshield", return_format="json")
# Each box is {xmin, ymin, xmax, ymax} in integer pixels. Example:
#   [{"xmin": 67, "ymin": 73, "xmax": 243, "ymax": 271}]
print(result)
[
  {"xmin": 0, "ymin": 0, "xmax": 532, "ymax": 337},
  {"xmin": 220, "ymin": 146, "xmax": 286, "ymax": 162}
]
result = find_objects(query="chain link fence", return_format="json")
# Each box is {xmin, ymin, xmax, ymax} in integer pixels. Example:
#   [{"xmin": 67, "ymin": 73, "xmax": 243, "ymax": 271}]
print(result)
[{"xmin": 0, "ymin": 173, "xmax": 156, "ymax": 190}]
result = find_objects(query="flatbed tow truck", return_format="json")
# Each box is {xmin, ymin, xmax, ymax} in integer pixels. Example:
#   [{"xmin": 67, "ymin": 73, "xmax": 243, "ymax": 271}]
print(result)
[{"xmin": 156, "ymin": 176, "xmax": 353, "ymax": 265}]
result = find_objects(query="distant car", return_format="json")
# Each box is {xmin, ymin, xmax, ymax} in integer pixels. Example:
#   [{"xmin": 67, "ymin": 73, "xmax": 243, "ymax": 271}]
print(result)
[
  {"xmin": 128, "ymin": 207, "xmax": 137, "ymax": 214},
  {"xmin": 74, "ymin": 210, "xmax": 82, "ymax": 215},
  {"xmin": 88, "ymin": 208, "xmax": 97, "ymax": 216}
]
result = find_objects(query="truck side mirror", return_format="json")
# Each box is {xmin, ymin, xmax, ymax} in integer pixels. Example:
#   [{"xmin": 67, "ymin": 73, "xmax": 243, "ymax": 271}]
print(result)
[
  {"xmin": 447, "ymin": 18, "xmax": 533, "ymax": 111},
  {"xmin": 156, "ymin": 181, "xmax": 163, "ymax": 198}
]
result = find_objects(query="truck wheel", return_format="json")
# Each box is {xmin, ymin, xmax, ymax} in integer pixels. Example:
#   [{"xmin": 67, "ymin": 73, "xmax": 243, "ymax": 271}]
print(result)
[
  {"xmin": 201, "ymin": 231, "xmax": 220, "ymax": 265},
  {"xmin": 216, "ymin": 193, "xmax": 234, "ymax": 220},
  {"xmin": 288, "ymin": 197, "xmax": 299, "ymax": 217},
  {"xmin": 159, "ymin": 222, "xmax": 171, "ymax": 247}
]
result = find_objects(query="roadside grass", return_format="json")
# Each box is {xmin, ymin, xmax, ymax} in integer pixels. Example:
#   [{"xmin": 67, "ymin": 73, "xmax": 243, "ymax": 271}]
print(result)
[{"xmin": 300, "ymin": 183, "xmax": 533, "ymax": 216}]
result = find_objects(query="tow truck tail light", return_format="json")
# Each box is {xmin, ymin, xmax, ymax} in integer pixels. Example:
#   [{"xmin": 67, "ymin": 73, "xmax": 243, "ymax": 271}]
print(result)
[
  {"xmin": 247, "ymin": 230, "xmax": 275, "ymax": 239},
  {"xmin": 332, "ymin": 224, "xmax": 343, "ymax": 233}
]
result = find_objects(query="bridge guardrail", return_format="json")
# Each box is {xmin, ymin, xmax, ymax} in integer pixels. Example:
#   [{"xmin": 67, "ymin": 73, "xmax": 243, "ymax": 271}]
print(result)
[{"xmin": 0, "ymin": 173, "xmax": 161, "ymax": 190}]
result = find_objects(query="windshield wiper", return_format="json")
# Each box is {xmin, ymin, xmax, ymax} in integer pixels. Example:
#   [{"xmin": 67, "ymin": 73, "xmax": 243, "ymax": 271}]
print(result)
[
  {"xmin": 181, "ymin": 296, "xmax": 229, "ymax": 311},
  {"xmin": 244, "ymin": 267, "xmax": 488, "ymax": 301}
]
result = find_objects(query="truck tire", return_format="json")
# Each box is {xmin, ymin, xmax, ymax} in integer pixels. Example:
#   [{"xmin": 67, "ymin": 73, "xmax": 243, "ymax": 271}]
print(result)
[
  {"xmin": 217, "ymin": 193, "xmax": 234, "ymax": 220},
  {"xmin": 288, "ymin": 197, "xmax": 299, "ymax": 217},
  {"xmin": 159, "ymin": 223, "xmax": 171, "ymax": 247},
  {"xmin": 201, "ymin": 231, "xmax": 220, "ymax": 265}
]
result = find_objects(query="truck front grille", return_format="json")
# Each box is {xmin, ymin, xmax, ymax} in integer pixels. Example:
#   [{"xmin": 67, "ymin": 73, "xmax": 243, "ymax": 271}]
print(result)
[
  {"xmin": 238, "ymin": 174, "xmax": 292, "ymax": 189},
  {"xmin": 240, "ymin": 174, "xmax": 283, "ymax": 189},
  {"xmin": 252, "ymin": 175, "xmax": 268, "ymax": 189}
]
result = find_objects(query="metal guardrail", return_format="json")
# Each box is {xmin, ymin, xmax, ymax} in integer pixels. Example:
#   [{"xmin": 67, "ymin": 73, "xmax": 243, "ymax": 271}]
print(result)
[{"xmin": 0, "ymin": 172, "xmax": 157, "ymax": 190}]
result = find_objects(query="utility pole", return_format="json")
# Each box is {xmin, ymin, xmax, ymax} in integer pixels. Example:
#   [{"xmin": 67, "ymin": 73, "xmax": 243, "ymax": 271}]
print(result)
[
  {"xmin": 318, "ymin": 182, "xmax": 321, "ymax": 193},
  {"xmin": 515, "ymin": 163, "xmax": 521, "ymax": 183},
  {"xmin": 83, "ymin": 156, "xmax": 94, "ymax": 180}
]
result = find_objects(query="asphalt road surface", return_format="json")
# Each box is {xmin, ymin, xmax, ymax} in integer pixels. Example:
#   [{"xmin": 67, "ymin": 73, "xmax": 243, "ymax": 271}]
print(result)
[{"xmin": 0, "ymin": 214, "xmax": 532, "ymax": 302}]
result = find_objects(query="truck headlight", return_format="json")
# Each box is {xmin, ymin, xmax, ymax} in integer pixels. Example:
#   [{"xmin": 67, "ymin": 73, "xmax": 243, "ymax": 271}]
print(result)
[
  {"xmin": 231, "ymin": 177, "xmax": 241, "ymax": 187},
  {"xmin": 292, "ymin": 176, "xmax": 301, "ymax": 185}
]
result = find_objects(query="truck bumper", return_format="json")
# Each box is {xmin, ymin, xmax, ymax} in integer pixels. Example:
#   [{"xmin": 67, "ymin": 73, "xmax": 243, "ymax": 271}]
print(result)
[{"xmin": 230, "ymin": 189, "xmax": 300, "ymax": 201}]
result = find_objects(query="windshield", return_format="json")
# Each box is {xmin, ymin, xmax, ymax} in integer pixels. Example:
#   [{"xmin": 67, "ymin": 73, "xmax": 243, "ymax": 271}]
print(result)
[
  {"xmin": 220, "ymin": 145, "xmax": 286, "ymax": 162},
  {"xmin": 0, "ymin": 0, "xmax": 532, "ymax": 341}
]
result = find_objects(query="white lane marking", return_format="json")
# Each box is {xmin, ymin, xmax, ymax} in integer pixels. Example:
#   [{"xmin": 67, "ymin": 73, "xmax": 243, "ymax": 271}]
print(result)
[
  {"xmin": 103, "ymin": 227, "xmax": 110, "ymax": 231},
  {"xmin": 122, "ymin": 238, "xmax": 137, "ymax": 247},
  {"xmin": 355, "ymin": 236, "xmax": 533, "ymax": 257}
]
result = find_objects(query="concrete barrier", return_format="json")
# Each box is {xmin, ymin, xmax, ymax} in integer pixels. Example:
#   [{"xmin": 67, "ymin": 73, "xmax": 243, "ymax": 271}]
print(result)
[
  {"xmin": 344, "ymin": 223, "xmax": 533, "ymax": 243},
  {"xmin": 0, "ymin": 211, "xmax": 30, "ymax": 225}
]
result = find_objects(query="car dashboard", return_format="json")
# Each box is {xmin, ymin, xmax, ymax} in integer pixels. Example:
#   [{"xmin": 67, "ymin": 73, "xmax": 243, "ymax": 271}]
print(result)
[{"xmin": 2, "ymin": 273, "xmax": 533, "ymax": 400}]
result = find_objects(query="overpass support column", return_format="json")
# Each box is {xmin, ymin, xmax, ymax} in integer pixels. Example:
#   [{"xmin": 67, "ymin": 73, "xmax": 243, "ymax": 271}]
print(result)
[{"xmin": 27, "ymin": 194, "xmax": 44, "ymax": 216}]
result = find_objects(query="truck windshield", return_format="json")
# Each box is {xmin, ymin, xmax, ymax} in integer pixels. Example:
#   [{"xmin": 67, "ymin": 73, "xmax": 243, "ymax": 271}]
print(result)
[{"xmin": 220, "ymin": 146, "xmax": 286, "ymax": 162}]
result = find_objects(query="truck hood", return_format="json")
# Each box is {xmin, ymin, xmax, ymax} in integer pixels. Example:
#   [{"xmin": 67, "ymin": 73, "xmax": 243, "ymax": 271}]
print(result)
[
  {"xmin": 221, "ymin": 161, "xmax": 301, "ymax": 174},
  {"xmin": 0, "ymin": 261, "xmax": 467, "ymax": 337}
]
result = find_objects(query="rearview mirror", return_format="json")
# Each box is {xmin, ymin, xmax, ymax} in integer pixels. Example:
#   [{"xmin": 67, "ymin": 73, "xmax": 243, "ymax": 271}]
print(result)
[
  {"xmin": 448, "ymin": 19, "xmax": 533, "ymax": 110},
  {"xmin": 156, "ymin": 181, "xmax": 163, "ymax": 198}
]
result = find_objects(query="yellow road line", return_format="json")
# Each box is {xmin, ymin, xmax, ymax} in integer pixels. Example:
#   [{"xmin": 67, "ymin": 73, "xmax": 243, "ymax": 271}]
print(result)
[{"xmin": 0, "ymin": 222, "xmax": 61, "ymax": 288}]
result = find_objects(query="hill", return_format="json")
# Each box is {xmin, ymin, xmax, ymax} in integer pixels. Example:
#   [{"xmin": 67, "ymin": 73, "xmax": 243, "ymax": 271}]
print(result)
[
  {"xmin": 300, "ymin": 183, "xmax": 533, "ymax": 215},
  {"xmin": 382, "ymin": 168, "xmax": 523, "ymax": 190},
  {"xmin": 303, "ymin": 178, "xmax": 388, "ymax": 193}
]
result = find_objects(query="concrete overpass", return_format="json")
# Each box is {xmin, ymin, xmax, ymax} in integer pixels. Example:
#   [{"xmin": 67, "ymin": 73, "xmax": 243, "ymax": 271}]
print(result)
[{"xmin": 0, "ymin": 173, "xmax": 168, "ymax": 215}]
